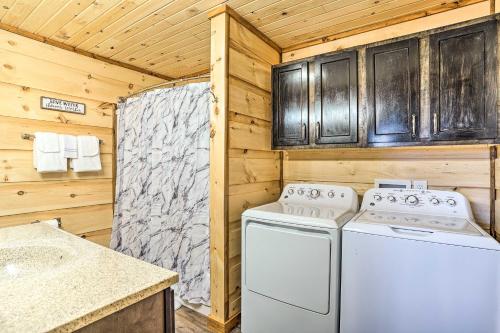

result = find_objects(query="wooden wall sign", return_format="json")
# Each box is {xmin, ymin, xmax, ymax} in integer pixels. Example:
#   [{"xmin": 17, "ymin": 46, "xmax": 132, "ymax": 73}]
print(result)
[{"xmin": 41, "ymin": 96, "xmax": 86, "ymax": 114}]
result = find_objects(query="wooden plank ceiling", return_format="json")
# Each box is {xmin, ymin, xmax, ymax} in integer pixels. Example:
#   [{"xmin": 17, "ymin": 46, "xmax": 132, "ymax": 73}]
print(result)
[{"xmin": 0, "ymin": 0, "xmax": 485, "ymax": 79}]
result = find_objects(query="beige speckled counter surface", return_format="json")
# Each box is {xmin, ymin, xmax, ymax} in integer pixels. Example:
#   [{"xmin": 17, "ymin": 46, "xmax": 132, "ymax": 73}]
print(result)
[{"xmin": 0, "ymin": 223, "xmax": 179, "ymax": 333}]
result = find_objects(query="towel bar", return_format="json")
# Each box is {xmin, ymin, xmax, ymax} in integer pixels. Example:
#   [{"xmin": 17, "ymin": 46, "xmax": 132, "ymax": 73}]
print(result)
[{"xmin": 21, "ymin": 133, "xmax": 104, "ymax": 145}]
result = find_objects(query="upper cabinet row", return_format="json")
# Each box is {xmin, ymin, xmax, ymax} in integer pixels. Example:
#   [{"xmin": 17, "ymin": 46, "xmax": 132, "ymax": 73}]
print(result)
[{"xmin": 272, "ymin": 21, "xmax": 497, "ymax": 148}]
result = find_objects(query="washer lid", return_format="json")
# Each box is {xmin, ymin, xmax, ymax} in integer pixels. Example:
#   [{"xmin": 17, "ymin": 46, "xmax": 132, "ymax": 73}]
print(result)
[
  {"xmin": 345, "ymin": 211, "xmax": 500, "ymax": 250},
  {"xmin": 356, "ymin": 211, "xmax": 482, "ymax": 235},
  {"xmin": 243, "ymin": 201, "xmax": 355, "ymax": 229}
]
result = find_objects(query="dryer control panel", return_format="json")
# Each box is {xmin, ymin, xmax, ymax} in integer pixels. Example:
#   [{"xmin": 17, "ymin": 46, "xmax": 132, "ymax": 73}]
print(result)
[
  {"xmin": 361, "ymin": 188, "xmax": 474, "ymax": 220},
  {"xmin": 281, "ymin": 183, "xmax": 359, "ymax": 211}
]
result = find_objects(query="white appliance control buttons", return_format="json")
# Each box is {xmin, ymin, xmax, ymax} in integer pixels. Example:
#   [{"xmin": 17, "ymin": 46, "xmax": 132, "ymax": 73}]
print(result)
[
  {"xmin": 297, "ymin": 189, "xmax": 304, "ymax": 195},
  {"xmin": 447, "ymin": 199, "xmax": 457, "ymax": 207},
  {"xmin": 387, "ymin": 196, "xmax": 396, "ymax": 203},
  {"xmin": 288, "ymin": 188, "xmax": 294, "ymax": 195},
  {"xmin": 405, "ymin": 195, "xmax": 419, "ymax": 205},
  {"xmin": 430, "ymin": 198, "xmax": 440, "ymax": 205},
  {"xmin": 328, "ymin": 191, "xmax": 335, "ymax": 198},
  {"xmin": 310, "ymin": 189, "xmax": 320, "ymax": 199},
  {"xmin": 374, "ymin": 194, "xmax": 383, "ymax": 201}
]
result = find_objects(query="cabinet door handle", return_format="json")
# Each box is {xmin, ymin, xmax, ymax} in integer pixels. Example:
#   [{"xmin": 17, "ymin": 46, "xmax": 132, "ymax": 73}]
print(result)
[
  {"xmin": 315, "ymin": 122, "xmax": 320, "ymax": 141},
  {"xmin": 302, "ymin": 123, "xmax": 306, "ymax": 140},
  {"xmin": 433, "ymin": 113, "xmax": 438, "ymax": 135},
  {"xmin": 411, "ymin": 114, "xmax": 416, "ymax": 137}
]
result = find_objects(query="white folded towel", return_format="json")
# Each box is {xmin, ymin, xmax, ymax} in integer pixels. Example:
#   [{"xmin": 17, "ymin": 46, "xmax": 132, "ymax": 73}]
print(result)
[
  {"xmin": 33, "ymin": 132, "xmax": 67, "ymax": 173},
  {"xmin": 61, "ymin": 134, "xmax": 78, "ymax": 158},
  {"xmin": 71, "ymin": 135, "xmax": 102, "ymax": 172}
]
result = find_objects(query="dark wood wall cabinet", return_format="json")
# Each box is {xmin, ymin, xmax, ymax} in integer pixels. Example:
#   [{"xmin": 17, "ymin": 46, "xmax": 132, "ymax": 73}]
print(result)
[
  {"xmin": 272, "ymin": 19, "xmax": 498, "ymax": 149},
  {"xmin": 314, "ymin": 51, "xmax": 358, "ymax": 144},
  {"xmin": 366, "ymin": 38, "xmax": 420, "ymax": 143},
  {"xmin": 429, "ymin": 21, "xmax": 497, "ymax": 141},
  {"xmin": 272, "ymin": 62, "xmax": 309, "ymax": 146}
]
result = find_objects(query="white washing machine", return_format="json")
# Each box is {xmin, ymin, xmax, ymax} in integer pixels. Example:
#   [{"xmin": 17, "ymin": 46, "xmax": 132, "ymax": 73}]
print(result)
[
  {"xmin": 340, "ymin": 188, "xmax": 500, "ymax": 333},
  {"xmin": 241, "ymin": 183, "xmax": 359, "ymax": 333}
]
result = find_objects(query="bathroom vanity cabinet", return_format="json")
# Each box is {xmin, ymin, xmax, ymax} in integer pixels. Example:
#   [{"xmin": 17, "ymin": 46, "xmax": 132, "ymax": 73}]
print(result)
[
  {"xmin": 76, "ymin": 289, "xmax": 175, "ymax": 333},
  {"xmin": 0, "ymin": 223, "xmax": 179, "ymax": 333}
]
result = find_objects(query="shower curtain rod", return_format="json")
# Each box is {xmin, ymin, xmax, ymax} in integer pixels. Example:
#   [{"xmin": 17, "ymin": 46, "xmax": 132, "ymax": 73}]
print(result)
[{"xmin": 118, "ymin": 73, "xmax": 211, "ymax": 102}]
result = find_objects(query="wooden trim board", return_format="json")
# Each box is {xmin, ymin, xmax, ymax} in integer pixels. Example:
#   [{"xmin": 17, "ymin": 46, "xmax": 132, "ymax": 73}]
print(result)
[
  {"xmin": 207, "ymin": 314, "xmax": 240, "ymax": 333},
  {"xmin": 209, "ymin": 11, "xmax": 230, "ymax": 323}
]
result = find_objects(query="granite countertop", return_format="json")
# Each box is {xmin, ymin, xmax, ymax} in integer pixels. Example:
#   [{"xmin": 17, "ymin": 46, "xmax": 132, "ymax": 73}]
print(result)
[{"xmin": 0, "ymin": 223, "xmax": 179, "ymax": 333}]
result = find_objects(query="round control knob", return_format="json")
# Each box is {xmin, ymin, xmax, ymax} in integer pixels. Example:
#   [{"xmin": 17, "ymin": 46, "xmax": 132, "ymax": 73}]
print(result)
[
  {"xmin": 328, "ymin": 191, "xmax": 335, "ymax": 198},
  {"xmin": 406, "ymin": 195, "xmax": 419, "ymax": 205},
  {"xmin": 310, "ymin": 189, "xmax": 320, "ymax": 198},
  {"xmin": 297, "ymin": 189, "xmax": 304, "ymax": 195},
  {"xmin": 446, "ymin": 199, "xmax": 456, "ymax": 207},
  {"xmin": 388, "ymin": 196, "xmax": 396, "ymax": 203},
  {"xmin": 287, "ymin": 188, "xmax": 294, "ymax": 195},
  {"xmin": 373, "ymin": 194, "xmax": 382, "ymax": 201},
  {"xmin": 430, "ymin": 198, "xmax": 440, "ymax": 205}
]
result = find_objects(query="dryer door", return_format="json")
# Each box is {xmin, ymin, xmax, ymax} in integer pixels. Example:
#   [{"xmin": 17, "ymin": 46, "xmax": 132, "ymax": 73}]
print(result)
[{"xmin": 245, "ymin": 220, "xmax": 332, "ymax": 314}]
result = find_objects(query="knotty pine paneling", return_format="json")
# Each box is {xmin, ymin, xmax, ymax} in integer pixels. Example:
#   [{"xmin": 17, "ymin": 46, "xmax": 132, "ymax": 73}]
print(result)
[
  {"xmin": 229, "ymin": 113, "xmax": 272, "ymax": 152},
  {"xmin": 0, "ymin": 204, "xmax": 113, "ymax": 235},
  {"xmin": 0, "ymin": 116, "xmax": 114, "ymax": 153},
  {"xmin": 229, "ymin": 151, "xmax": 280, "ymax": 185},
  {"xmin": 0, "ymin": 179, "xmax": 112, "ymax": 216},
  {"xmin": 229, "ymin": 46, "xmax": 272, "ymax": 92},
  {"xmin": 283, "ymin": 159, "xmax": 489, "ymax": 188},
  {"xmin": 0, "ymin": 28, "xmax": 163, "ymax": 89},
  {"xmin": 0, "ymin": 30, "xmax": 164, "ymax": 247},
  {"xmin": 228, "ymin": 181, "xmax": 281, "ymax": 223},
  {"xmin": 284, "ymin": 146, "xmax": 492, "ymax": 231},
  {"xmin": 0, "ymin": 82, "xmax": 114, "ymax": 128},
  {"xmin": 226, "ymin": 17, "xmax": 281, "ymax": 320},
  {"xmin": 228, "ymin": 76, "xmax": 271, "ymax": 122},
  {"xmin": 0, "ymin": 47, "xmax": 131, "ymax": 103}
]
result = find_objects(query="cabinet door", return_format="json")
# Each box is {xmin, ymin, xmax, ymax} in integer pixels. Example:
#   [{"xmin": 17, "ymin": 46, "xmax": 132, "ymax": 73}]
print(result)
[
  {"xmin": 429, "ymin": 21, "xmax": 497, "ymax": 141},
  {"xmin": 272, "ymin": 62, "xmax": 309, "ymax": 146},
  {"xmin": 314, "ymin": 51, "xmax": 358, "ymax": 144},
  {"xmin": 366, "ymin": 38, "xmax": 420, "ymax": 144}
]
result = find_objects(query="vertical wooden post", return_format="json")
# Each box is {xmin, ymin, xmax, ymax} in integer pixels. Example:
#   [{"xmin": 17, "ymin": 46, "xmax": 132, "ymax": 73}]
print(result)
[{"xmin": 208, "ymin": 10, "xmax": 230, "ymax": 329}]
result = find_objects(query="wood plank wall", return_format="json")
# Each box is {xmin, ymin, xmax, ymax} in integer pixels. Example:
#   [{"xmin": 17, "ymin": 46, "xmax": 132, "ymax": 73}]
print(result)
[
  {"xmin": 0, "ymin": 28, "xmax": 163, "ymax": 246},
  {"xmin": 208, "ymin": 9, "xmax": 281, "ymax": 331},
  {"xmin": 284, "ymin": 146, "xmax": 492, "ymax": 232},
  {"xmin": 227, "ymin": 17, "xmax": 281, "ymax": 319}
]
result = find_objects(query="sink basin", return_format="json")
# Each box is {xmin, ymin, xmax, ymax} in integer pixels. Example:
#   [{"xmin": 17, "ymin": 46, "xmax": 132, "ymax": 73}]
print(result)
[{"xmin": 0, "ymin": 245, "xmax": 75, "ymax": 279}]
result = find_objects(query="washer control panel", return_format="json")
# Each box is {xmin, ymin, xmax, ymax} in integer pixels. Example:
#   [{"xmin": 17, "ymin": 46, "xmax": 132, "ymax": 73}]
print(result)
[
  {"xmin": 281, "ymin": 183, "xmax": 358, "ymax": 209},
  {"xmin": 360, "ymin": 188, "xmax": 473, "ymax": 219}
]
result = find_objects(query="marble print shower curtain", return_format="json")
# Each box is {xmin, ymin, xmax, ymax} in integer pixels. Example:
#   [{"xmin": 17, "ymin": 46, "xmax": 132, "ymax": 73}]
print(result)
[{"xmin": 111, "ymin": 82, "xmax": 210, "ymax": 306}]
